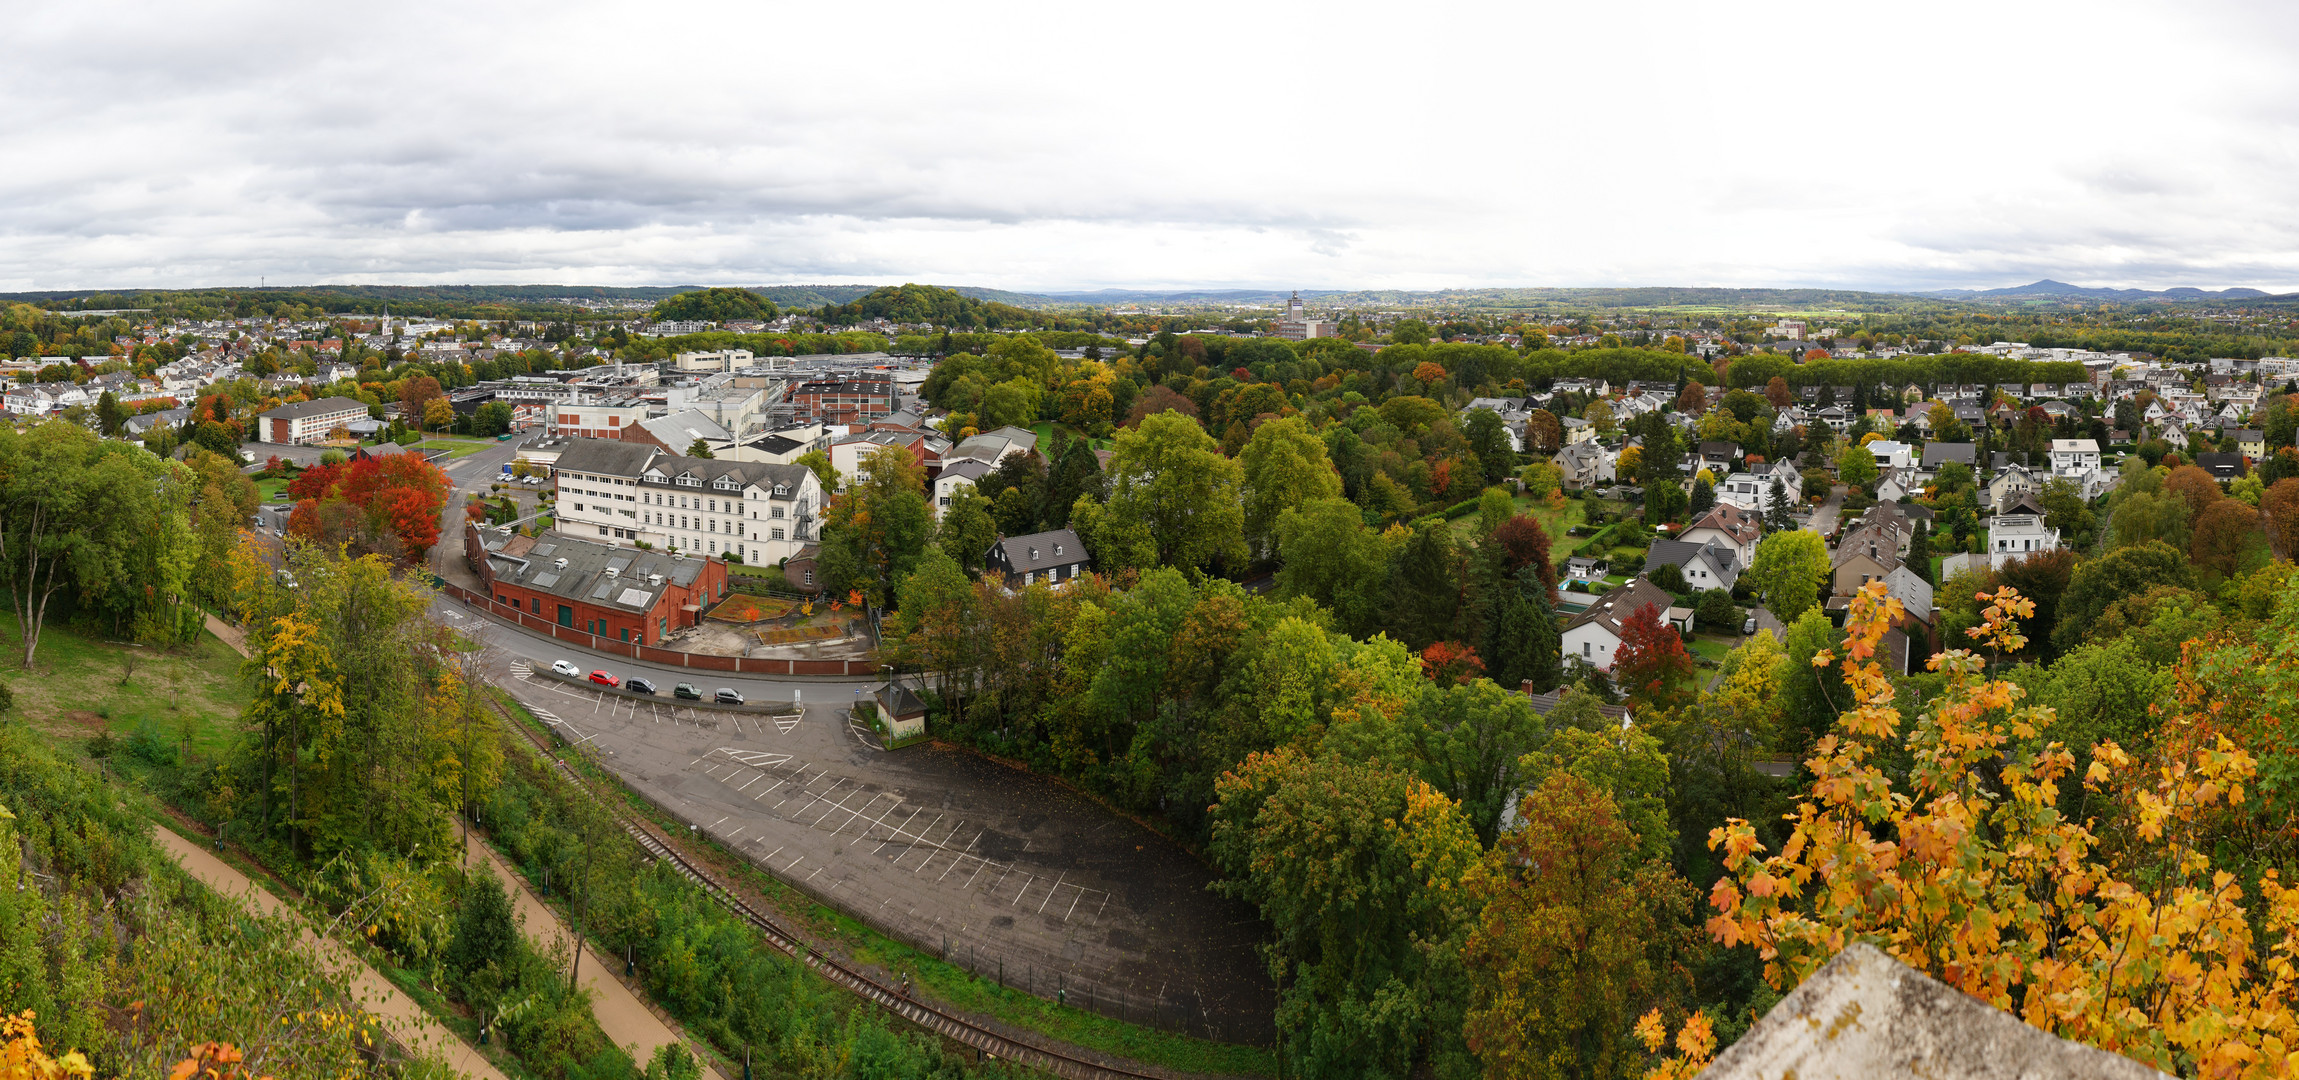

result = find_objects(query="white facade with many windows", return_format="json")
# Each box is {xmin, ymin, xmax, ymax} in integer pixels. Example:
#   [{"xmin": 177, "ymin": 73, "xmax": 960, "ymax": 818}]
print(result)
[{"xmin": 551, "ymin": 438, "xmax": 822, "ymax": 567}]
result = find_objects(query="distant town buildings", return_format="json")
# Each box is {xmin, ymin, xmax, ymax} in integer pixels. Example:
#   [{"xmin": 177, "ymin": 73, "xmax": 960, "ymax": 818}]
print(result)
[{"xmin": 1273, "ymin": 292, "xmax": 1333, "ymax": 341}]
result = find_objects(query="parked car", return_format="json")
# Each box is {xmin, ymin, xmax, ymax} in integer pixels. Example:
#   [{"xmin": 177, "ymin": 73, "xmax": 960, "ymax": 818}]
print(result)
[
  {"xmin": 713, "ymin": 688, "xmax": 745, "ymax": 705},
  {"xmin": 1742, "ymin": 616, "xmax": 1758, "ymax": 636},
  {"xmin": 588, "ymin": 670, "xmax": 619, "ymax": 688},
  {"xmin": 673, "ymin": 683, "xmax": 702, "ymax": 700},
  {"xmin": 625, "ymin": 676, "xmax": 657, "ymax": 695},
  {"xmin": 551, "ymin": 659, "xmax": 581, "ymax": 677}
]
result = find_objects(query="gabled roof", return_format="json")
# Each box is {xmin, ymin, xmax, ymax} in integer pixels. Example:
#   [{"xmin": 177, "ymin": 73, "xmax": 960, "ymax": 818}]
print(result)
[
  {"xmin": 1646, "ymin": 538, "xmax": 1742, "ymax": 587},
  {"xmin": 1563, "ymin": 577, "xmax": 1677, "ymax": 638},
  {"xmin": 986, "ymin": 528, "xmax": 1088, "ymax": 572},
  {"xmin": 1681, "ymin": 503, "xmax": 1760, "ymax": 547},
  {"xmin": 1919, "ymin": 442, "xmax": 1978, "ymax": 468}
]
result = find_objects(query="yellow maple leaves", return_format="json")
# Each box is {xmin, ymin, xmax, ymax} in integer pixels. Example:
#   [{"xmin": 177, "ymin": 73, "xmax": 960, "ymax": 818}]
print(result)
[{"xmin": 1645, "ymin": 581, "xmax": 2299, "ymax": 1079}]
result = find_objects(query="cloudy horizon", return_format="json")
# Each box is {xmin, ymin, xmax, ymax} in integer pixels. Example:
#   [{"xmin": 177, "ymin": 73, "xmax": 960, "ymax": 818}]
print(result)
[{"xmin": 6, "ymin": 0, "xmax": 2295, "ymax": 296}]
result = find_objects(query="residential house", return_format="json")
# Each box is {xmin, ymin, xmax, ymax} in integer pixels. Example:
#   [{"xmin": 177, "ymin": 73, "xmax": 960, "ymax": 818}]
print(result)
[
  {"xmin": 1875, "ymin": 468, "xmax": 1919, "ymax": 503},
  {"xmin": 1831, "ymin": 521, "xmax": 1906, "ymax": 597},
  {"xmin": 2048, "ymin": 439, "xmax": 2101, "ymax": 479},
  {"xmin": 1678, "ymin": 503, "xmax": 1762, "ymax": 564},
  {"xmin": 1554, "ymin": 441, "xmax": 1615, "ymax": 491},
  {"xmin": 1987, "ymin": 463, "xmax": 2041, "ymax": 513},
  {"xmin": 1716, "ymin": 462, "xmax": 1790, "ymax": 517},
  {"xmin": 1863, "ymin": 440, "xmax": 1914, "ymax": 471},
  {"xmin": 1918, "ymin": 441, "xmax": 1978, "ymax": 480},
  {"xmin": 932, "ymin": 458, "xmax": 995, "ymax": 515},
  {"xmin": 2195, "ymin": 452, "xmax": 2248, "ymax": 481},
  {"xmin": 1986, "ymin": 495, "xmax": 2061, "ymax": 571},
  {"xmin": 1560, "ymin": 416, "xmax": 1597, "ymax": 445},
  {"xmin": 1644, "ymin": 538, "xmax": 1741, "ymax": 593},
  {"xmin": 1562, "ymin": 577, "xmax": 1683, "ymax": 673},
  {"xmin": 1693, "ymin": 441, "xmax": 1739, "ymax": 478},
  {"xmin": 985, "ymin": 529, "xmax": 1091, "ymax": 587},
  {"xmin": 829, "ymin": 429, "xmax": 940, "ymax": 487},
  {"xmin": 2236, "ymin": 429, "xmax": 2267, "ymax": 459}
]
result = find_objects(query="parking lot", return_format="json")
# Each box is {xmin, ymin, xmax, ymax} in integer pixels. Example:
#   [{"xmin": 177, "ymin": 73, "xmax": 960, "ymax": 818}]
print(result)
[{"xmin": 496, "ymin": 656, "xmax": 1276, "ymax": 1042}]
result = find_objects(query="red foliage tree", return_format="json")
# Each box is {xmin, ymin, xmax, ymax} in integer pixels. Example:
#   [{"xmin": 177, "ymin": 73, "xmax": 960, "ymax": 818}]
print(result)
[
  {"xmin": 1612, "ymin": 603, "xmax": 1693, "ymax": 710},
  {"xmin": 1419, "ymin": 640, "xmax": 1487, "ymax": 685},
  {"xmin": 1123, "ymin": 384, "xmax": 1200, "ymax": 428},
  {"xmin": 285, "ymin": 460, "xmax": 343, "ymax": 500},
  {"xmin": 1490, "ymin": 514, "xmax": 1559, "ymax": 592},
  {"xmin": 285, "ymin": 453, "xmax": 448, "ymax": 558},
  {"xmin": 1412, "ymin": 361, "xmax": 1450, "ymax": 385}
]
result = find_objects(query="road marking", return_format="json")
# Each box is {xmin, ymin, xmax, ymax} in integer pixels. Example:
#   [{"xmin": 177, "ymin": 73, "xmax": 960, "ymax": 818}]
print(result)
[
  {"xmin": 1040, "ymin": 874, "xmax": 1064, "ymax": 915},
  {"xmin": 853, "ymin": 799, "xmax": 903, "ymax": 847}
]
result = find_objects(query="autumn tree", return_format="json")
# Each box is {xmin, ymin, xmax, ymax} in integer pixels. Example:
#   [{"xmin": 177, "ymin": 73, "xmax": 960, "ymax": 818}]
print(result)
[
  {"xmin": 1613, "ymin": 603, "xmax": 1694, "ymax": 711},
  {"xmin": 1464, "ymin": 773, "xmax": 1699, "ymax": 1080},
  {"xmin": 1764, "ymin": 376, "xmax": 1793, "ymax": 409},
  {"xmin": 1523, "ymin": 409, "xmax": 1564, "ymax": 456},
  {"xmin": 1671, "ymin": 582, "xmax": 2299, "ymax": 1079},
  {"xmin": 2265, "ymin": 478, "xmax": 2299, "ymax": 559},
  {"xmin": 1209, "ymin": 750, "xmax": 1483, "ymax": 1080},
  {"xmin": 2190, "ymin": 497, "xmax": 2266, "ymax": 585},
  {"xmin": 1488, "ymin": 514, "xmax": 1558, "ymax": 592},
  {"xmin": 818, "ymin": 444, "xmax": 933, "ymax": 607},
  {"xmin": 1676, "ymin": 381, "xmax": 1707, "ymax": 414}
]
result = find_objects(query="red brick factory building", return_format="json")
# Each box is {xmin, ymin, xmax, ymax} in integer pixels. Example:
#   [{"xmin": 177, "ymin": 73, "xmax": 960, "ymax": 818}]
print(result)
[{"xmin": 464, "ymin": 523, "xmax": 728, "ymax": 645}]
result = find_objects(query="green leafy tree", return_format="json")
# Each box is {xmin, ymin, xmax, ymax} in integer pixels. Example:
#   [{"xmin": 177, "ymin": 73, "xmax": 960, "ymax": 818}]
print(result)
[
  {"xmin": 1209, "ymin": 750, "xmax": 1481, "ymax": 1080},
  {"xmin": 1275, "ymin": 497, "xmax": 1394, "ymax": 637},
  {"xmin": 1745, "ymin": 528, "xmax": 1829, "ymax": 621},
  {"xmin": 1462, "ymin": 409, "xmax": 1516, "ymax": 486},
  {"xmin": 1239, "ymin": 416, "xmax": 1342, "ymax": 561},
  {"xmin": 2053, "ymin": 539, "xmax": 2193, "ymax": 655},
  {"xmin": 1382, "ymin": 523, "xmax": 1462, "ymax": 648},
  {"xmin": 1095, "ymin": 411, "xmax": 1246, "ymax": 571},
  {"xmin": 685, "ymin": 438, "xmax": 715, "ymax": 459},
  {"xmin": 649, "ymin": 286, "xmax": 777, "ymax": 323},
  {"xmin": 1463, "ymin": 773, "xmax": 1699, "ymax": 1080},
  {"xmin": 817, "ymin": 446, "xmax": 933, "ymax": 608},
  {"xmin": 1484, "ymin": 566, "xmax": 1562, "ymax": 694},
  {"xmin": 1834, "ymin": 442, "xmax": 1879, "ymax": 491},
  {"xmin": 471, "ymin": 400, "xmax": 514, "ymax": 436},
  {"xmin": 934, "ymin": 487, "xmax": 998, "ymax": 573},
  {"xmin": 793, "ymin": 449, "xmax": 840, "ymax": 492}
]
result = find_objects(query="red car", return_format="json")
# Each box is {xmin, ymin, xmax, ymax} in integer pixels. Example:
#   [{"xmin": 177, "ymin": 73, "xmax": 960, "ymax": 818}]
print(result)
[{"xmin": 588, "ymin": 670, "xmax": 619, "ymax": 688}]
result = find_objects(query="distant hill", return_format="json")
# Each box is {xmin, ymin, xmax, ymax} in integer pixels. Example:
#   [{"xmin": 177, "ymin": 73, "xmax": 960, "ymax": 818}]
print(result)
[{"xmin": 1919, "ymin": 279, "xmax": 2277, "ymax": 302}]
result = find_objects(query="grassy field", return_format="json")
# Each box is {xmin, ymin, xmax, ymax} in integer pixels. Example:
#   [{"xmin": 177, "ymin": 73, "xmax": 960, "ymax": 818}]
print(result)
[
  {"xmin": 1029, "ymin": 421, "xmax": 1112, "ymax": 451},
  {"xmin": 1449, "ymin": 491, "xmax": 1587, "ymax": 564},
  {"xmin": 256, "ymin": 476, "xmax": 294, "ymax": 501},
  {"xmin": 2, "ymin": 621, "xmax": 247, "ymax": 760},
  {"xmin": 407, "ymin": 436, "xmax": 493, "ymax": 459},
  {"xmin": 1685, "ymin": 633, "xmax": 1736, "ymax": 667}
]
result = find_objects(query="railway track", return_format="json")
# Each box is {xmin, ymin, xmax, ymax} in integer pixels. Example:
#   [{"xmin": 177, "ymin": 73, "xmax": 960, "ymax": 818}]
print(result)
[{"xmin": 490, "ymin": 695, "xmax": 1173, "ymax": 1080}]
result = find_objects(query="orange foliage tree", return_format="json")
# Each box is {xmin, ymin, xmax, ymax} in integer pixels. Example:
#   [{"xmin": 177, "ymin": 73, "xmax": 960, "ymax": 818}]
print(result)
[
  {"xmin": 1613, "ymin": 604, "xmax": 1693, "ymax": 711},
  {"xmin": 285, "ymin": 453, "xmax": 447, "ymax": 558},
  {"xmin": 1645, "ymin": 581, "xmax": 2299, "ymax": 1078}
]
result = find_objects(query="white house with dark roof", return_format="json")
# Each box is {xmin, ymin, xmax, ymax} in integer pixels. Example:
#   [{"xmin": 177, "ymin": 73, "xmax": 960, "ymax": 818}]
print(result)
[
  {"xmin": 1562, "ymin": 577, "xmax": 1683, "ymax": 673},
  {"xmin": 985, "ymin": 529, "xmax": 1090, "ymax": 587}
]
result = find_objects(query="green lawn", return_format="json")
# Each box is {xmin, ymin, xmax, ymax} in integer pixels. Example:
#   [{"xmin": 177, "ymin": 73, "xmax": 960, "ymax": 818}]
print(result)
[
  {"xmin": 256, "ymin": 476, "xmax": 293, "ymax": 502},
  {"xmin": 406, "ymin": 437, "xmax": 492, "ymax": 459},
  {"xmin": 1448, "ymin": 492, "xmax": 1587, "ymax": 564},
  {"xmin": 1685, "ymin": 634, "xmax": 1735, "ymax": 666},
  {"xmin": 1029, "ymin": 421, "xmax": 1112, "ymax": 451},
  {"xmin": 3, "ymin": 622, "xmax": 248, "ymax": 760}
]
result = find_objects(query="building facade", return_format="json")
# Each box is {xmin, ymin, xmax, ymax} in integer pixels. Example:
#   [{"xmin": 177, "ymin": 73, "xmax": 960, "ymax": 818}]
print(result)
[
  {"xmin": 789, "ymin": 377, "xmax": 896, "ymax": 425},
  {"xmin": 550, "ymin": 438, "xmax": 822, "ymax": 566},
  {"xmin": 258, "ymin": 396, "xmax": 370, "ymax": 445},
  {"xmin": 465, "ymin": 524, "xmax": 728, "ymax": 645}
]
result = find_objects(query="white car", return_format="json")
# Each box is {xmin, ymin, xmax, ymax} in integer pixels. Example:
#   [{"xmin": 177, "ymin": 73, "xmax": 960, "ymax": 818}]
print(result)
[{"xmin": 550, "ymin": 660, "xmax": 581, "ymax": 678}]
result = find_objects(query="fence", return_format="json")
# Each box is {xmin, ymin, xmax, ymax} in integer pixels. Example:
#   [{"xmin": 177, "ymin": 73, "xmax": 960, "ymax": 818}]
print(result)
[{"xmin": 438, "ymin": 580, "xmax": 888, "ymax": 678}]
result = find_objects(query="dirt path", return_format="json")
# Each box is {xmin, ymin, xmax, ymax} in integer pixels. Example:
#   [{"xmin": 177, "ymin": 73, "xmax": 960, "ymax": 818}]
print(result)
[
  {"xmin": 150, "ymin": 826, "xmax": 508, "ymax": 1080},
  {"xmin": 461, "ymin": 829, "xmax": 728, "ymax": 1080}
]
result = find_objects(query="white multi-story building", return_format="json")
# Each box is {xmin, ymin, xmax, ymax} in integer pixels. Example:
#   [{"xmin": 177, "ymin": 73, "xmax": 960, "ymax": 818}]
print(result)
[
  {"xmin": 2048, "ymin": 438, "xmax": 2101, "ymax": 479},
  {"xmin": 1987, "ymin": 503, "xmax": 2062, "ymax": 571},
  {"xmin": 256, "ymin": 396, "xmax": 369, "ymax": 445},
  {"xmin": 550, "ymin": 438, "xmax": 822, "ymax": 566}
]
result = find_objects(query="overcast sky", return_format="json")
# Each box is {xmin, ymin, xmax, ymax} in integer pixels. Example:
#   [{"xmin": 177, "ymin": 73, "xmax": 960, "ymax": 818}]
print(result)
[{"xmin": 5, "ymin": 0, "xmax": 2295, "ymax": 295}]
